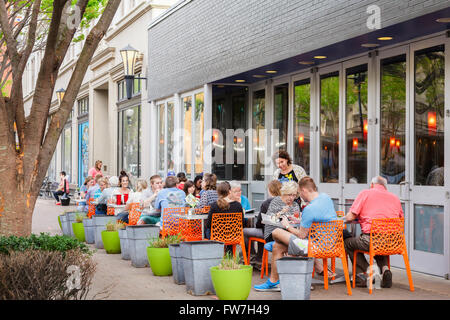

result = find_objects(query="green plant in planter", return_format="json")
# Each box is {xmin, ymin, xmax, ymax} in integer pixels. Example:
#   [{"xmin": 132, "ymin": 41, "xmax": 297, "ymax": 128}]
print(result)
[
  {"xmin": 147, "ymin": 234, "xmax": 182, "ymax": 276},
  {"xmin": 101, "ymin": 219, "xmax": 121, "ymax": 254},
  {"xmin": 210, "ymin": 252, "xmax": 253, "ymax": 300},
  {"xmin": 72, "ymin": 213, "xmax": 87, "ymax": 242}
]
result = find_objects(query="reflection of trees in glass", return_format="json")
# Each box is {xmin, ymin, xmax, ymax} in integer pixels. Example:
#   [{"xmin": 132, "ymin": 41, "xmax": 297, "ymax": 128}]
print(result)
[
  {"xmin": 414, "ymin": 46, "xmax": 444, "ymax": 186},
  {"xmin": 183, "ymin": 97, "xmax": 192, "ymax": 175},
  {"xmin": 123, "ymin": 106, "xmax": 140, "ymax": 177},
  {"xmin": 346, "ymin": 66, "xmax": 368, "ymax": 184},
  {"xmin": 381, "ymin": 56, "xmax": 406, "ymax": 183},
  {"xmin": 294, "ymin": 82, "xmax": 310, "ymax": 173},
  {"xmin": 320, "ymin": 74, "xmax": 339, "ymax": 182},
  {"xmin": 274, "ymin": 84, "xmax": 288, "ymax": 148},
  {"xmin": 158, "ymin": 104, "xmax": 165, "ymax": 172},
  {"xmin": 252, "ymin": 90, "xmax": 265, "ymax": 181},
  {"xmin": 194, "ymin": 94, "xmax": 204, "ymax": 175},
  {"xmin": 167, "ymin": 102, "xmax": 175, "ymax": 171}
]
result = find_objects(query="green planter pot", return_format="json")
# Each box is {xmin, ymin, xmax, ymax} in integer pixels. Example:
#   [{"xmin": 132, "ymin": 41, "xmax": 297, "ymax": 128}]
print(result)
[
  {"xmin": 210, "ymin": 265, "xmax": 253, "ymax": 300},
  {"xmin": 72, "ymin": 222, "xmax": 86, "ymax": 242},
  {"xmin": 101, "ymin": 230, "xmax": 121, "ymax": 254},
  {"xmin": 147, "ymin": 247, "xmax": 172, "ymax": 276}
]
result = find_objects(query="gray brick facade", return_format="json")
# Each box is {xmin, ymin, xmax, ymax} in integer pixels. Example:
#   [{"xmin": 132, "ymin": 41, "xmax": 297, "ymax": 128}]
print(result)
[{"xmin": 147, "ymin": 0, "xmax": 450, "ymax": 101}]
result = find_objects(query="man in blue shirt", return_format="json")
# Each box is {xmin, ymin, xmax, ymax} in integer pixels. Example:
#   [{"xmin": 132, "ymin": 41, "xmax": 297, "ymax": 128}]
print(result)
[
  {"xmin": 254, "ymin": 176, "xmax": 337, "ymax": 292},
  {"xmin": 155, "ymin": 176, "xmax": 186, "ymax": 228}
]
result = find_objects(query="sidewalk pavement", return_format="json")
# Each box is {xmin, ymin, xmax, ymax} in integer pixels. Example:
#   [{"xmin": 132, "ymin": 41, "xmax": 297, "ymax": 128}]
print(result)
[{"xmin": 32, "ymin": 198, "xmax": 450, "ymax": 300}]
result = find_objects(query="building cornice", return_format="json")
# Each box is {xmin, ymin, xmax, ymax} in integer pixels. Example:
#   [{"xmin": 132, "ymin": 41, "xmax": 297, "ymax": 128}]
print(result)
[{"xmin": 90, "ymin": 47, "xmax": 116, "ymax": 71}]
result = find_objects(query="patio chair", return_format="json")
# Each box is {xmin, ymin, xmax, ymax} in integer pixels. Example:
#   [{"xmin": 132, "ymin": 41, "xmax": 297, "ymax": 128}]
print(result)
[
  {"xmin": 161, "ymin": 207, "xmax": 186, "ymax": 238},
  {"xmin": 352, "ymin": 217, "xmax": 414, "ymax": 294},
  {"xmin": 87, "ymin": 198, "xmax": 96, "ymax": 218},
  {"xmin": 210, "ymin": 212, "xmax": 249, "ymax": 265},
  {"xmin": 308, "ymin": 220, "xmax": 352, "ymax": 296},
  {"xmin": 128, "ymin": 203, "xmax": 142, "ymax": 226},
  {"xmin": 247, "ymin": 237, "xmax": 269, "ymax": 278}
]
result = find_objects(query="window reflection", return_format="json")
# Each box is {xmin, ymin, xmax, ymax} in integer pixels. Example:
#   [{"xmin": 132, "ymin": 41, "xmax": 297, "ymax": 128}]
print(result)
[
  {"xmin": 380, "ymin": 55, "xmax": 406, "ymax": 184},
  {"xmin": 120, "ymin": 106, "xmax": 141, "ymax": 177},
  {"xmin": 62, "ymin": 127, "xmax": 72, "ymax": 181},
  {"xmin": 167, "ymin": 102, "xmax": 174, "ymax": 172},
  {"xmin": 183, "ymin": 96, "xmax": 192, "ymax": 175},
  {"xmin": 157, "ymin": 103, "xmax": 165, "ymax": 173},
  {"xmin": 414, "ymin": 45, "xmax": 445, "ymax": 186},
  {"xmin": 274, "ymin": 83, "xmax": 289, "ymax": 151},
  {"xmin": 252, "ymin": 89, "xmax": 265, "ymax": 181},
  {"xmin": 414, "ymin": 205, "xmax": 444, "ymax": 254},
  {"xmin": 194, "ymin": 93, "xmax": 204, "ymax": 176},
  {"xmin": 320, "ymin": 72, "xmax": 339, "ymax": 183},
  {"xmin": 346, "ymin": 64, "xmax": 368, "ymax": 184},
  {"xmin": 294, "ymin": 79, "xmax": 310, "ymax": 174}
]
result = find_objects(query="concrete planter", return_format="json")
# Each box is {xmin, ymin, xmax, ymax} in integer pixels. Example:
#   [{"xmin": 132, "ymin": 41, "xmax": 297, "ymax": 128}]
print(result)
[
  {"xmin": 60, "ymin": 214, "xmax": 69, "ymax": 236},
  {"xmin": 119, "ymin": 228, "xmax": 130, "ymax": 260},
  {"xmin": 65, "ymin": 212, "xmax": 78, "ymax": 237},
  {"xmin": 277, "ymin": 256, "xmax": 314, "ymax": 300},
  {"xmin": 180, "ymin": 240, "xmax": 224, "ymax": 296},
  {"xmin": 83, "ymin": 218, "xmax": 95, "ymax": 244},
  {"xmin": 169, "ymin": 244, "xmax": 184, "ymax": 285},
  {"xmin": 127, "ymin": 225, "xmax": 160, "ymax": 268},
  {"xmin": 93, "ymin": 216, "xmax": 118, "ymax": 249}
]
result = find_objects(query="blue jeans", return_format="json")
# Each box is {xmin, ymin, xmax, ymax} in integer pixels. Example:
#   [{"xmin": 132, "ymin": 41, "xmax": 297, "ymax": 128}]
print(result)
[{"xmin": 116, "ymin": 212, "xmax": 129, "ymax": 224}]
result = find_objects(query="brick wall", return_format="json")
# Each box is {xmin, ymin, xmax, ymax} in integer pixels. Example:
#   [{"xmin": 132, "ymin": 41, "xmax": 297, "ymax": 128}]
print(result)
[{"xmin": 147, "ymin": 0, "xmax": 450, "ymax": 100}]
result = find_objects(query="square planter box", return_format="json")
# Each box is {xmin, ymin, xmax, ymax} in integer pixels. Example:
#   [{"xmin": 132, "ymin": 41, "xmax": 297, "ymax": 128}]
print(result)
[
  {"xmin": 277, "ymin": 256, "xmax": 314, "ymax": 300},
  {"xmin": 93, "ymin": 216, "xmax": 118, "ymax": 249},
  {"xmin": 169, "ymin": 243, "xmax": 184, "ymax": 285},
  {"xmin": 83, "ymin": 218, "xmax": 95, "ymax": 244},
  {"xmin": 127, "ymin": 225, "xmax": 160, "ymax": 268},
  {"xmin": 60, "ymin": 214, "xmax": 70, "ymax": 236},
  {"xmin": 119, "ymin": 228, "xmax": 130, "ymax": 260},
  {"xmin": 180, "ymin": 240, "xmax": 224, "ymax": 296}
]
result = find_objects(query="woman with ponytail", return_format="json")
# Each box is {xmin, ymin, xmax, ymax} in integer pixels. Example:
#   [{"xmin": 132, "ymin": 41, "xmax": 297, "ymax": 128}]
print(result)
[{"xmin": 204, "ymin": 181, "xmax": 244, "ymax": 239}]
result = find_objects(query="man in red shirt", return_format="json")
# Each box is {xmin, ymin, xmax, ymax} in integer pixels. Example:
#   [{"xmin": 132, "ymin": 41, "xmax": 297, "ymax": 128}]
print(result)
[{"xmin": 344, "ymin": 176, "xmax": 404, "ymax": 288}]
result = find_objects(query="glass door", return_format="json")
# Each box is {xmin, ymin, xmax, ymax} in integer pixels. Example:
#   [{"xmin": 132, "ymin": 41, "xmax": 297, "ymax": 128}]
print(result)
[
  {"xmin": 376, "ymin": 46, "xmax": 410, "ymax": 268},
  {"xmin": 316, "ymin": 64, "xmax": 341, "ymax": 204},
  {"xmin": 408, "ymin": 37, "xmax": 449, "ymax": 277},
  {"xmin": 78, "ymin": 121, "xmax": 89, "ymax": 187}
]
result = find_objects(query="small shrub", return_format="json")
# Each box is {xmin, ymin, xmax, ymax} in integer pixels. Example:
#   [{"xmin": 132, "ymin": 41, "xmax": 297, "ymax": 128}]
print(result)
[
  {"xmin": 218, "ymin": 252, "xmax": 241, "ymax": 270},
  {"xmin": 0, "ymin": 233, "xmax": 92, "ymax": 256},
  {"xmin": 105, "ymin": 219, "xmax": 118, "ymax": 232},
  {"xmin": 148, "ymin": 234, "xmax": 182, "ymax": 248},
  {"xmin": 115, "ymin": 221, "xmax": 126, "ymax": 230},
  {"xmin": 0, "ymin": 249, "xmax": 96, "ymax": 300}
]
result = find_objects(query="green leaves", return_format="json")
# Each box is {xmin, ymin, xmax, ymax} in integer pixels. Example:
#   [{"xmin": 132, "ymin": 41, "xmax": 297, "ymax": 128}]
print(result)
[{"xmin": 0, "ymin": 232, "xmax": 92, "ymax": 256}]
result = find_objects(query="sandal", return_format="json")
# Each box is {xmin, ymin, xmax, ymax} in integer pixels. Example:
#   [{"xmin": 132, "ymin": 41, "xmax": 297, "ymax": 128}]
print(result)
[{"xmin": 316, "ymin": 269, "xmax": 337, "ymax": 279}]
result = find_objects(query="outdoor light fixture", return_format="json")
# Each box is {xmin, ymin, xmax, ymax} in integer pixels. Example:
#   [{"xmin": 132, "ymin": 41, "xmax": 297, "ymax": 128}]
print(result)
[
  {"xmin": 265, "ymin": 70, "xmax": 277, "ymax": 74},
  {"xmin": 252, "ymin": 75, "xmax": 266, "ymax": 78},
  {"xmin": 361, "ymin": 43, "xmax": 379, "ymax": 48},
  {"xmin": 377, "ymin": 36, "xmax": 393, "ymax": 41},
  {"xmin": 120, "ymin": 44, "xmax": 147, "ymax": 100},
  {"xmin": 56, "ymin": 88, "xmax": 66, "ymax": 105},
  {"xmin": 235, "ymin": 79, "xmax": 246, "ymax": 83},
  {"xmin": 313, "ymin": 55, "xmax": 327, "ymax": 59},
  {"xmin": 436, "ymin": 18, "xmax": 450, "ymax": 23},
  {"xmin": 299, "ymin": 61, "xmax": 315, "ymax": 65}
]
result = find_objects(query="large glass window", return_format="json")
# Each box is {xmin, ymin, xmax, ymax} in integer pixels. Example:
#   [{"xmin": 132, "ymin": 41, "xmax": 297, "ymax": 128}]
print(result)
[
  {"xmin": 414, "ymin": 45, "xmax": 445, "ymax": 186},
  {"xmin": 61, "ymin": 126, "xmax": 72, "ymax": 182},
  {"xmin": 194, "ymin": 93, "xmax": 204, "ymax": 176},
  {"xmin": 346, "ymin": 64, "xmax": 368, "ymax": 184},
  {"xmin": 252, "ymin": 89, "xmax": 265, "ymax": 181},
  {"xmin": 183, "ymin": 96, "xmax": 192, "ymax": 176},
  {"xmin": 212, "ymin": 85, "xmax": 248, "ymax": 181},
  {"xmin": 320, "ymin": 72, "xmax": 340, "ymax": 183},
  {"xmin": 294, "ymin": 79, "xmax": 311, "ymax": 174},
  {"xmin": 380, "ymin": 55, "xmax": 406, "ymax": 184},
  {"xmin": 167, "ymin": 102, "xmax": 175, "ymax": 173},
  {"xmin": 274, "ymin": 83, "xmax": 289, "ymax": 151},
  {"xmin": 119, "ymin": 105, "xmax": 141, "ymax": 177},
  {"xmin": 78, "ymin": 121, "xmax": 89, "ymax": 186},
  {"xmin": 157, "ymin": 103, "xmax": 165, "ymax": 174},
  {"xmin": 77, "ymin": 97, "xmax": 89, "ymax": 117}
]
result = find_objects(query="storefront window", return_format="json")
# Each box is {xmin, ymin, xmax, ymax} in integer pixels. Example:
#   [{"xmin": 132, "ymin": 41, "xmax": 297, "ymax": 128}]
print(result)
[
  {"xmin": 167, "ymin": 102, "xmax": 175, "ymax": 172},
  {"xmin": 274, "ymin": 83, "xmax": 289, "ymax": 151},
  {"xmin": 78, "ymin": 121, "xmax": 89, "ymax": 186},
  {"xmin": 346, "ymin": 64, "xmax": 368, "ymax": 184},
  {"xmin": 157, "ymin": 103, "xmax": 165, "ymax": 174},
  {"xmin": 320, "ymin": 72, "xmax": 340, "ymax": 183},
  {"xmin": 212, "ymin": 85, "xmax": 248, "ymax": 181},
  {"xmin": 183, "ymin": 96, "xmax": 192, "ymax": 176},
  {"xmin": 62, "ymin": 126, "xmax": 72, "ymax": 182},
  {"xmin": 380, "ymin": 55, "xmax": 406, "ymax": 184},
  {"xmin": 414, "ymin": 45, "xmax": 445, "ymax": 186},
  {"xmin": 252, "ymin": 89, "xmax": 265, "ymax": 181},
  {"xmin": 119, "ymin": 105, "xmax": 141, "ymax": 177},
  {"xmin": 194, "ymin": 93, "xmax": 204, "ymax": 176},
  {"xmin": 294, "ymin": 79, "xmax": 310, "ymax": 175}
]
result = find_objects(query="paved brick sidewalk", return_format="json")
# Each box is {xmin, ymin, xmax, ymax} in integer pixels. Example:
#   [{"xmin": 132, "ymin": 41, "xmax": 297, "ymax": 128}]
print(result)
[{"xmin": 32, "ymin": 198, "xmax": 450, "ymax": 300}]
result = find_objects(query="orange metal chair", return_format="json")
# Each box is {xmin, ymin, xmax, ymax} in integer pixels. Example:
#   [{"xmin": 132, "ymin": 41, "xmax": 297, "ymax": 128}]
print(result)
[
  {"xmin": 352, "ymin": 218, "xmax": 414, "ymax": 294},
  {"xmin": 210, "ymin": 212, "xmax": 249, "ymax": 265},
  {"xmin": 308, "ymin": 220, "xmax": 352, "ymax": 296},
  {"xmin": 87, "ymin": 198, "xmax": 96, "ymax": 218},
  {"xmin": 128, "ymin": 203, "xmax": 142, "ymax": 226},
  {"xmin": 247, "ymin": 237, "xmax": 269, "ymax": 278},
  {"xmin": 161, "ymin": 207, "xmax": 186, "ymax": 238},
  {"xmin": 107, "ymin": 206, "xmax": 115, "ymax": 216}
]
